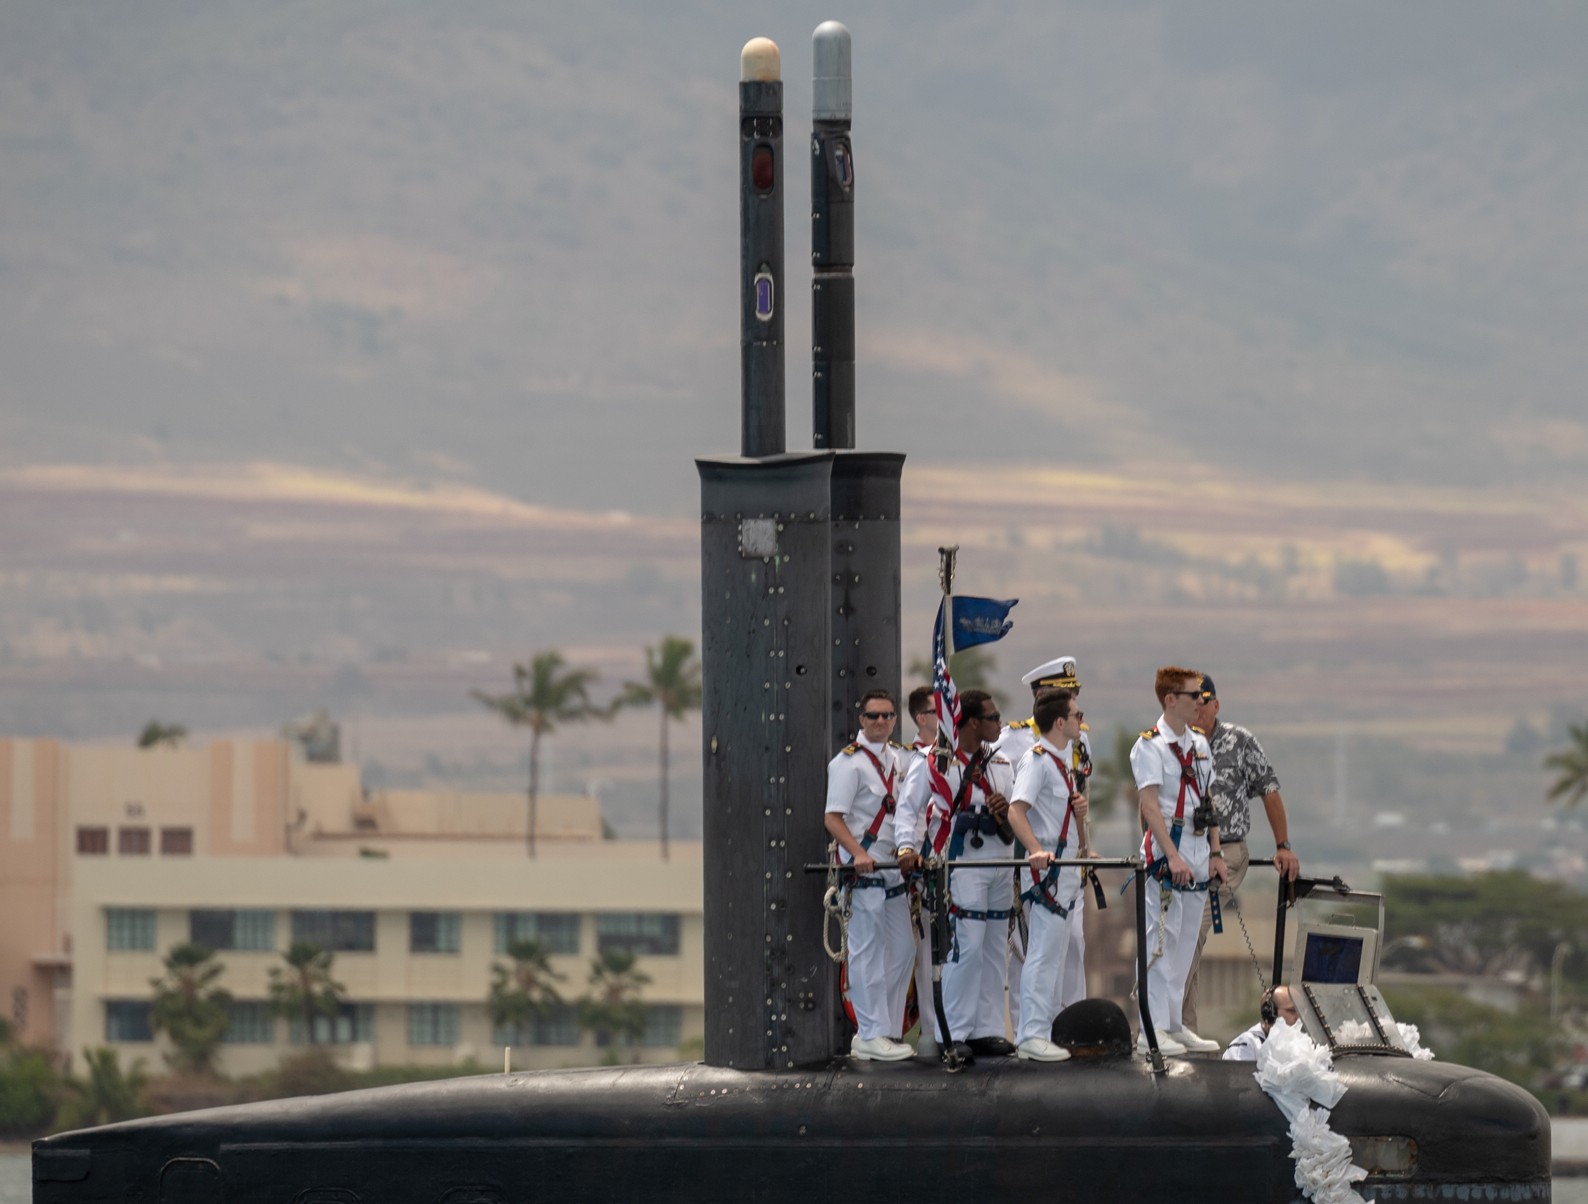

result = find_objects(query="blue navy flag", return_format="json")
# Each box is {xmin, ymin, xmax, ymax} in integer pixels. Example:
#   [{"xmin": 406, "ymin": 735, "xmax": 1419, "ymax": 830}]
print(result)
[
  {"xmin": 932, "ymin": 598, "xmax": 961, "ymax": 735},
  {"xmin": 950, "ymin": 596, "xmax": 1018, "ymax": 650}
]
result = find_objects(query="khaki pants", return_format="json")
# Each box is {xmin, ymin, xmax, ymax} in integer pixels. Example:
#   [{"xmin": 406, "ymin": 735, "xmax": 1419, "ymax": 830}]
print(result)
[{"xmin": 1181, "ymin": 840, "xmax": 1250, "ymax": 1033}]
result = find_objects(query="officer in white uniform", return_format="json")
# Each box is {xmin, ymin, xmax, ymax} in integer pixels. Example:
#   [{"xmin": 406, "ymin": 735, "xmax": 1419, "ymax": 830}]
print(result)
[
  {"xmin": 1005, "ymin": 688, "xmax": 1087, "ymax": 1061},
  {"xmin": 1131, "ymin": 667, "xmax": 1228, "ymax": 1056},
  {"xmin": 994, "ymin": 656, "xmax": 1094, "ymax": 1032},
  {"xmin": 897, "ymin": 690, "xmax": 1016, "ymax": 1061},
  {"xmin": 824, "ymin": 688, "xmax": 915, "ymax": 1061}
]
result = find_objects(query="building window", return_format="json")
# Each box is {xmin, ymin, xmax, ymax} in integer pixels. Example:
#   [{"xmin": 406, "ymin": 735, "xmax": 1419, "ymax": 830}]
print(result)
[
  {"xmin": 222, "ymin": 1002, "xmax": 275, "ymax": 1045},
  {"xmin": 191, "ymin": 909, "xmax": 275, "ymax": 952},
  {"xmin": 118, "ymin": 827, "xmax": 151, "ymax": 856},
  {"xmin": 407, "ymin": 1003, "xmax": 460, "ymax": 1047},
  {"xmin": 642, "ymin": 1005, "xmax": 683, "ymax": 1047},
  {"xmin": 106, "ymin": 908, "xmax": 156, "ymax": 951},
  {"xmin": 291, "ymin": 910, "xmax": 376, "ymax": 952},
  {"xmin": 494, "ymin": 912, "xmax": 579, "ymax": 956},
  {"xmin": 105, "ymin": 1001, "xmax": 154, "ymax": 1042},
  {"xmin": 289, "ymin": 1002, "xmax": 375, "ymax": 1045},
  {"xmin": 410, "ymin": 912, "xmax": 461, "ymax": 954},
  {"xmin": 494, "ymin": 1003, "xmax": 580, "ymax": 1048},
  {"xmin": 160, "ymin": 827, "xmax": 194, "ymax": 855},
  {"xmin": 596, "ymin": 913, "xmax": 681, "ymax": 957},
  {"xmin": 77, "ymin": 827, "xmax": 109, "ymax": 855}
]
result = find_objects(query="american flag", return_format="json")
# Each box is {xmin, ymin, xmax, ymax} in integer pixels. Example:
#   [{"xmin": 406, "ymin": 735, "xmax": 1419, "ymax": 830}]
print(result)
[{"xmin": 932, "ymin": 598, "xmax": 961, "ymax": 735}]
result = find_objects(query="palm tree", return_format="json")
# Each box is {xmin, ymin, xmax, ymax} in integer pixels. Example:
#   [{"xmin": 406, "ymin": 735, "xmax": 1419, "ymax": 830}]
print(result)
[
  {"xmin": 267, "ymin": 941, "xmax": 346, "ymax": 1045},
  {"xmin": 137, "ymin": 721, "xmax": 188, "ymax": 749},
  {"xmin": 488, "ymin": 938, "xmax": 567, "ymax": 1044},
  {"xmin": 148, "ymin": 943, "xmax": 231, "ymax": 1076},
  {"xmin": 473, "ymin": 650, "xmax": 604, "ymax": 858},
  {"xmin": 577, "ymin": 947, "xmax": 651, "ymax": 1063},
  {"xmin": 619, "ymin": 636, "xmax": 702, "ymax": 861},
  {"xmin": 57, "ymin": 1047, "xmax": 149, "ymax": 1129},
  {"xmin": 1545, "ymin": 722, "xmax": 1588, "ymax": 809}
]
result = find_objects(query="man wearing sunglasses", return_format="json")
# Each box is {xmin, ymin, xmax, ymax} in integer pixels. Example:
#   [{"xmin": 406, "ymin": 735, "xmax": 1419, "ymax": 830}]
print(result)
[
  {"xmin": 1130, "ymin": 666, "xmax": 1228, "ymax": 1056},
  {"xmin": 995, "ymin": 655, "xmax": 1095, "ymax": 1034},
  {"xmin": 1181, "ymin": 673, "xmax": 1299, "ymax": 1035},
  {"xmin": 906, "ymin": 685, "xmax": 940, "ymax": 751},
  {"xmin": 897, "ymin": 690, "xmax": 1016, "ymax": 1062},
  {"xmin": 824, "ymin": 689, "xmax": 915, "ymax": 1061}
]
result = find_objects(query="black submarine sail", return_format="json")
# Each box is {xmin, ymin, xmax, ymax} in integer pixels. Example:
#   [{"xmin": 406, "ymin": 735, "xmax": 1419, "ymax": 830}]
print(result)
[{"xmin": 33, "ymin": 25, "xmax": 1550, "ymax": 1204}]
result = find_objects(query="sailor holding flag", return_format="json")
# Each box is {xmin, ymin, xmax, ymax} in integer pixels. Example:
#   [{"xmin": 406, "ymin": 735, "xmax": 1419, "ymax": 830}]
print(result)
[{"xmin": 891, "ymin": 547, "xmax": 1018, "ymax": 1059}]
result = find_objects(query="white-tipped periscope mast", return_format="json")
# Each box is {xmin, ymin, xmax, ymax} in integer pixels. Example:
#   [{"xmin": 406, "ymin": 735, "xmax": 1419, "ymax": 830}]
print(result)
[{"xmin": 740, "ymin": 36, "xmax": 780, "ymax": 82}]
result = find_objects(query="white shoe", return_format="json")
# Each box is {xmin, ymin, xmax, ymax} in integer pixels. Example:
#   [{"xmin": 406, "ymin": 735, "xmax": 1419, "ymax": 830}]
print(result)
[
  {"xmin": 851, "ymin": 1035, "xmax": 914, "ymax": 1061},
  {"xmin": 1016, "ymin": 1038, "xmax": 1071, "ymax": 1063},
  {"xmin": 1167, "ymin": 1027, "xmax": 1220, "ymax": 1053},
  {"xmin": 1137, "ymin": 1031, "xmax": 1187, "ymax": 1057}
]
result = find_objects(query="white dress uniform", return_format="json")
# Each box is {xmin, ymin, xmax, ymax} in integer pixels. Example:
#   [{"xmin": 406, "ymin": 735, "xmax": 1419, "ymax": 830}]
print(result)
[
  {"xmin": 897, "ymin": 746, "xmax": 1016, "ymax": 1045},
  {"xmin": 1222, "ymin": 1021, "xmax": 1268, "ymax": 1062},
  {"xmin": 1010, "ymin": 735, "xmax": 1085, "ymax": 1047},
  {"xmin": 993, "ymin": 720, "xmax": 1092, "ymax": 1031},
  {"xmin": 825, "ymin": 733, "xmax": 914, "ymax": 1042},
  {"xmin": 901, "ymin": 740, "xmax": 949, "ymax": 1045},
  {"xmin": 1130, "ymin": 716, "xmax": 1214, "ymax": 1040}
]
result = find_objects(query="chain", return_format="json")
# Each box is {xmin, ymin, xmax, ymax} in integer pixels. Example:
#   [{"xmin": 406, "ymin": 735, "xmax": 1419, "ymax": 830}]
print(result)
[{"xmin": 1224, "ymin": 882, "xmax": 1268, "ymax": 992}]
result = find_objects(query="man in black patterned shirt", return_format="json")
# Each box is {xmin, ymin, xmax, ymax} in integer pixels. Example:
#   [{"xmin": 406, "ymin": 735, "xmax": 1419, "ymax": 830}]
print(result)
[{"xmin": 1182, "ymin": 674, "xmax": 1301, "ymax": 1033}]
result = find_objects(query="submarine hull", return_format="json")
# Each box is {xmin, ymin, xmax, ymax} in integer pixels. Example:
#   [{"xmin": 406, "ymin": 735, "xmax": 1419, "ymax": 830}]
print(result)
[{"xmin": 34, "ymin": 1055, "xmax": 1550, "ymax": 1203}]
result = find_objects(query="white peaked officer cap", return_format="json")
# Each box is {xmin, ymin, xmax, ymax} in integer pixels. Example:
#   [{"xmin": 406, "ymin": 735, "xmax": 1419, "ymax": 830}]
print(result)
[{"xmin": 1022, "ymin": 656, "xmax": 1080, "ymax": 689}]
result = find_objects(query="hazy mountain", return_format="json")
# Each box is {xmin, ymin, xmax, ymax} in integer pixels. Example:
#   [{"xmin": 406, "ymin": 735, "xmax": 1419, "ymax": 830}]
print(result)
[{"xmin": 3, "ymin": 2, "xmax": 1586, "ymax": 516}]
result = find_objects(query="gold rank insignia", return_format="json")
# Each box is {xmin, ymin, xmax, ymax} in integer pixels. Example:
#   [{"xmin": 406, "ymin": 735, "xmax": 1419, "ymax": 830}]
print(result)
[{"xmin": 842, "ymin": 743, "xmax": 860, "ymax": 756}]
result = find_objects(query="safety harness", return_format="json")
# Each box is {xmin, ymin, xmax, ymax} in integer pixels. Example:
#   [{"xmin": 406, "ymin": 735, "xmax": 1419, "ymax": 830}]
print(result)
[
  {"xmin": 1020, "ymin": 744, "xmax": 1078, "ymax": 919},
  {"xmin": 837, "ymin": 744, "xmax": 910, "ymax": 898},
  {"xmin": 1136, "ymin": 727, "xmax": 1223, "ymax": 938}
]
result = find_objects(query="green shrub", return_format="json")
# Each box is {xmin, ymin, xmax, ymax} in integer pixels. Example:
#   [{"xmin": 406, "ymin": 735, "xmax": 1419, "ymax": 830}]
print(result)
[{"xmin": 0, "ymin": 1047, "xmax": 61, "ymax": 1136}]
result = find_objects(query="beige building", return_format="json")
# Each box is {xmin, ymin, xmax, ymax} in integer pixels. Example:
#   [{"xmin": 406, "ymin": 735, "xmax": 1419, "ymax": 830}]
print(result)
[{"xmin": 0, "ymin": 737, "xmax": 703, "ymax": 1075}]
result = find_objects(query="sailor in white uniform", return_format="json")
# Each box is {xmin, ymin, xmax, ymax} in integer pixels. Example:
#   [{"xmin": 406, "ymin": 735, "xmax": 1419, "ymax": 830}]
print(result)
[
  {"xmin": 1131, "ymin": 666, "xmax": 1228, "ymax": 1056},
  {"xmin": 1005, "ymin": 688, "xmax": 1088, "ymax": 1061},
  {"xmin": 1222, "ymin": 985, "xmax": 1299, "ymax": 1061},
  {"xmin": 824, "ymin": 689, "xmax": 914, "ymax": 1061},
  {"xmin": 897, "ymin": 690, "xmax": 1017, "ymax": 1060},
  {"xmin": 903, "ymin": 684, "xmax": 945, "ymax": 1056},
  {"xmin": 994, "ymin": 656, "xmax": 1094, "ymax": 1032}
]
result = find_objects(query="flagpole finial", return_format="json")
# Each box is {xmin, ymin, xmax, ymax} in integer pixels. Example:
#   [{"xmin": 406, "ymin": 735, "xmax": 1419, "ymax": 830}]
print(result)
[{"xmin": 937, "ymin": 545, "xmax": 959, "ymax": 596}]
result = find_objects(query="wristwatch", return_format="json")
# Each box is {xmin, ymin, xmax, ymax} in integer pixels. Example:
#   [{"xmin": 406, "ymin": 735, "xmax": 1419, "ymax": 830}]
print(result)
[{"xmin": 1276, "ymin": 840, "xmax": 1292, "ymax": 851}]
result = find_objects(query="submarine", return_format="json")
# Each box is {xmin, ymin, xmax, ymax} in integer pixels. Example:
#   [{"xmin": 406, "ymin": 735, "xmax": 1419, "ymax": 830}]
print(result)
[{"xmin": 33, "ymin": 23, "xmax": 1551, "ymax": 1204}]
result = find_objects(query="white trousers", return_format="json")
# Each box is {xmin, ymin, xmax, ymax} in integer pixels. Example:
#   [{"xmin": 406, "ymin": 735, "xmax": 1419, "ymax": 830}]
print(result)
[
  {"xmin": 942, "ymin": 865, "xmax": 1009, "ymax": 1042},
  {"xmin": 1016, "ymin": 895, "xmax": 1077, "ymax": 1046},
  {"xmin": 846, "ymin": 879, "xmax": 916, "ymax": 1040},
  {"xmin": 912, "ymin": 916, "xmax": 939, "ymax": 1042},
  {"xmin": 1140, "ymin": 883, "xmax": 1202, "ymax": 1036},
  {"xmin": 1008, "ymin": 891, "xmax": 1086, "ymax": 1033}
]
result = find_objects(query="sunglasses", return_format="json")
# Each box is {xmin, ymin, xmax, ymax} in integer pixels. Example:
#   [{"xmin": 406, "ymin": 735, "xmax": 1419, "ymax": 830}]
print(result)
[
  {"xmin": 1168, "ymin": 690, "xmax": 1203, "ymax": 699},
  {"xmin": 975, "ymin": 713, "xmax": 1002, "ymax": 725},
  {"xmin": 862, "ymin": 710, "xmax": 896, "ymax": 721}
]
